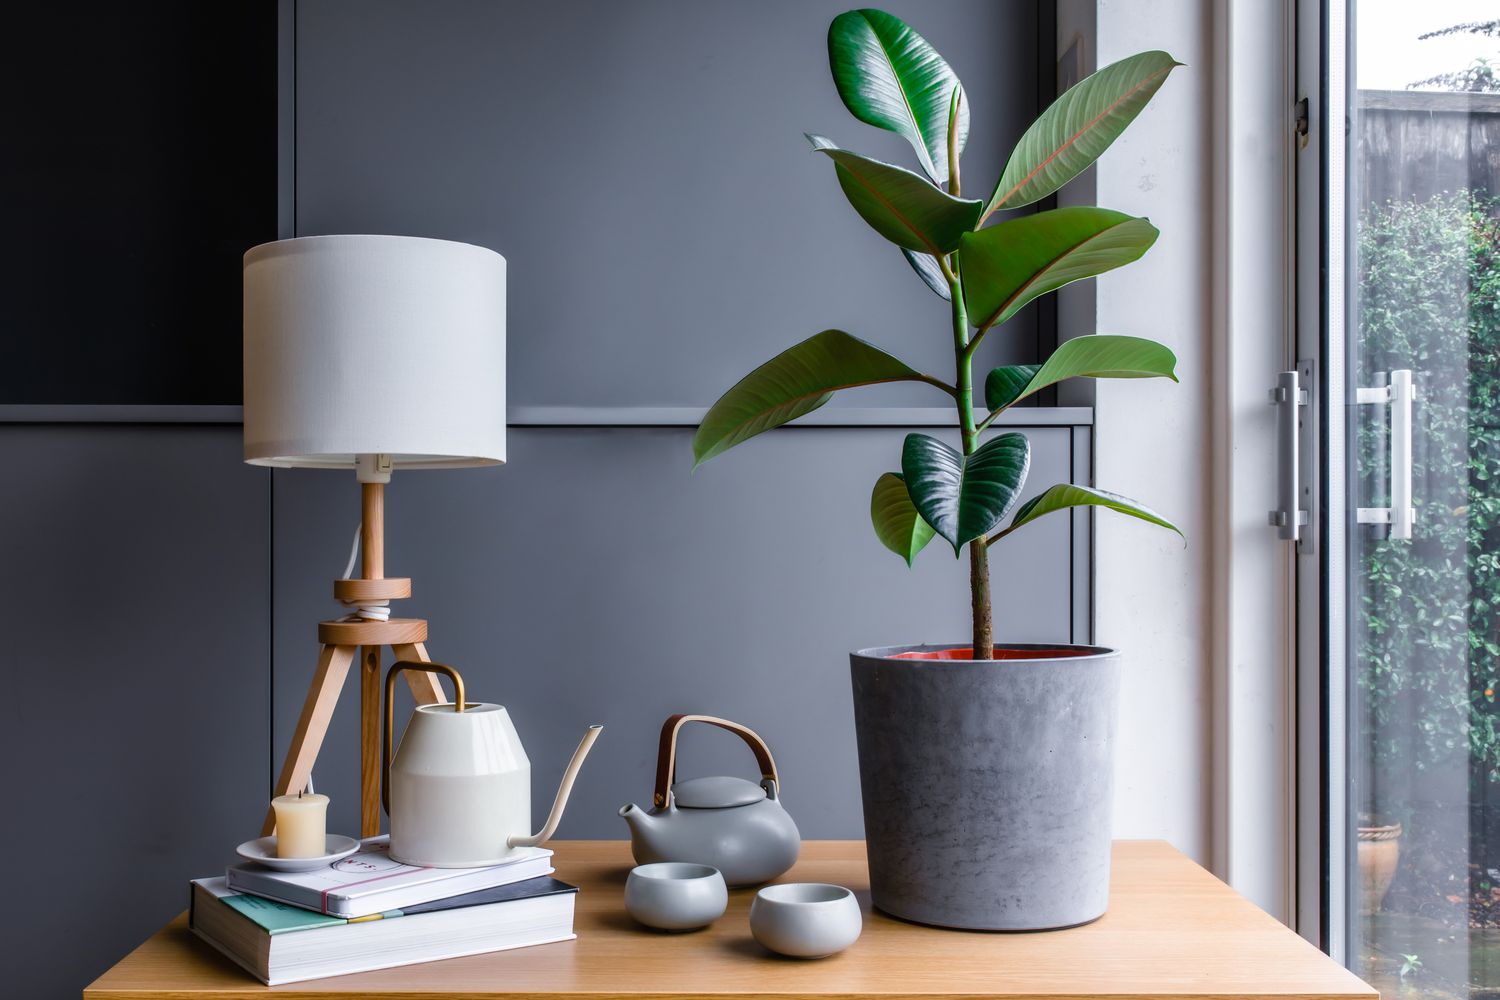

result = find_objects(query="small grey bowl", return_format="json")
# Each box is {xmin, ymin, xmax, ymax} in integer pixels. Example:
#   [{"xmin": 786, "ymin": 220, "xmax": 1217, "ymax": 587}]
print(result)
[
  {"xmin": 624, "ymin": 862, "xmax": 728, "ymax": 931},
  {"xmin": 750, "ymin": 882, "xmax": 863, "ymax": 958}
]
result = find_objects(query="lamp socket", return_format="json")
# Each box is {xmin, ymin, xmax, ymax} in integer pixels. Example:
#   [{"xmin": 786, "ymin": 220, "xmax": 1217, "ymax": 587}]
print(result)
[{"xmin": 356, "ymin": 453, "xmax": 393, "ymax": 484}]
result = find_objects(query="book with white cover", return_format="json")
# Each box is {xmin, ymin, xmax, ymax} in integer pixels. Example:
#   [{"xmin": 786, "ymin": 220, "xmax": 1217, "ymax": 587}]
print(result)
[
  {"xmin": 191, "ymin": 876, "xmax": 576, "ymax": 986},
  {"xmin": 225, "ymin": 835, "xmax": 554, "ymax": 918}
]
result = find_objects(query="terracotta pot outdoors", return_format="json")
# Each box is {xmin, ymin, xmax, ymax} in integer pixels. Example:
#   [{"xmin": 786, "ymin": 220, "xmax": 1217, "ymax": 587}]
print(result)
[{"xmin": 1356, "ymin": 822, "xmax": 1402, "ymax": 915}]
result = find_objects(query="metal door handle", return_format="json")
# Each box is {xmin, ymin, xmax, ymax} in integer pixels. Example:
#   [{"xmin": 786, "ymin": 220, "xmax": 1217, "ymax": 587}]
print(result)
[
  {"xmin": 1356, "ymin": 369, "xmax": 1416, "ymax": 540},
  {"xmin": 1269, "ymin": 370, "xmax": 1310, "ymax": 541}
]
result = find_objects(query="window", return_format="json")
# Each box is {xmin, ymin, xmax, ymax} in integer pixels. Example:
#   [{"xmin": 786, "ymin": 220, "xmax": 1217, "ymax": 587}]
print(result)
[{"xmin": 1315, "ymin": 2, "xmax": 1500, "ymax": 994}]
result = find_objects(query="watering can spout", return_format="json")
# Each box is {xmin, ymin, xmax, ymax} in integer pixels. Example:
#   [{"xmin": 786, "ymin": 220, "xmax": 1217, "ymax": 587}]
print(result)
[{"xmin": 507, "ymin": 725, "xmax": 604, "ymax": 849}]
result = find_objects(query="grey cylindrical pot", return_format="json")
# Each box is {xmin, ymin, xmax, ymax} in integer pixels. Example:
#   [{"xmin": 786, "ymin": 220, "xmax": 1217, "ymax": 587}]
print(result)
[{"xmin": 849, "ymin": 643, "xmax": 1121, "ymax": 931}]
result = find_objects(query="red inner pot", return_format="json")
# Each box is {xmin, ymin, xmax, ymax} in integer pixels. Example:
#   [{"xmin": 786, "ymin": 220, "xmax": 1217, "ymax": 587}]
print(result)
[{"xmin": 890, "ymin": 647, "xmax": 1096, "ymax": 660}]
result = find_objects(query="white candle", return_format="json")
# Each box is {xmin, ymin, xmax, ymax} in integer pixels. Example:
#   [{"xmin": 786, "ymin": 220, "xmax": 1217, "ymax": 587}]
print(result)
[{"xmin": 271, "ymin": 792, "xmax": 330, "ymax": 858}]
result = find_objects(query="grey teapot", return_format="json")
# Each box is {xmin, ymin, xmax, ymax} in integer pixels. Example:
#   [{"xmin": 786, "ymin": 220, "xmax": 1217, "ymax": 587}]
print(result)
[{"xmin": 619, "ymin": 715, "xmax": 800, "ymax": 887}]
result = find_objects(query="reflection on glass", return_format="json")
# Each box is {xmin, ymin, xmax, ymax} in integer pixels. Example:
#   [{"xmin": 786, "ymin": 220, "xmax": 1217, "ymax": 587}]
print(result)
[{"xmin": 1351, "ymin": 3, "xmax": 1500, "ymax": 997}]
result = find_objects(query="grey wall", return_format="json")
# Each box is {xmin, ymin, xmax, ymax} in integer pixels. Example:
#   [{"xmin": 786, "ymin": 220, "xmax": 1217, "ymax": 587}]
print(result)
[
  {"xmin": 0, "ymin": 426, "xmax": 269, "ymax": 997},
  {"xmin": 2, "ymin": 3, "xmax": 1084, "ymax": 998},
  {"xmin": 293, "ymin": 0, "xmax": 1050, "ymax": 405}
]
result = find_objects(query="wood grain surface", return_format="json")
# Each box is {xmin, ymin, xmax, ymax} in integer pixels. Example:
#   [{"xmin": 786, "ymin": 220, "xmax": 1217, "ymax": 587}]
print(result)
[{"xmin": 84, "ymin": 840, "xmax": 1374, "ymax": 1000}]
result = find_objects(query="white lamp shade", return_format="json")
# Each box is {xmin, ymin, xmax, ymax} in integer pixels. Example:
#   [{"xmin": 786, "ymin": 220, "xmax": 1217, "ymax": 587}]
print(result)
[{"xmin": 243, "ymin": 234, "xmax": 506, "ymax": 470}]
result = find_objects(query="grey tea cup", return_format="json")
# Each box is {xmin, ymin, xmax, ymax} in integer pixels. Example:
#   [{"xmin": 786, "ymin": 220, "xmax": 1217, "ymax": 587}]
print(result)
[
  {"xmin": 749, "ymin": 882, "xmax": 863, "ymax": 958},
  {"xmin": 624, "ymin": 862, "xmax": 728, "ymax": 931}
]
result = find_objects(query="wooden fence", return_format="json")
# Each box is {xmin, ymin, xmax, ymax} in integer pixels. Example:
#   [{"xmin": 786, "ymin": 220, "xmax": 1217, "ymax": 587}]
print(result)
[{"xmin": 1356, "ymin": 89, "xmax": 1500, "ymax": 207}]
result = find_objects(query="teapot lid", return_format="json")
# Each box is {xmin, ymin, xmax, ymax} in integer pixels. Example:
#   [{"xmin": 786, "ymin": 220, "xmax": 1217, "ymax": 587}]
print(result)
[{"xmin": 671, "ymin": 775, "xmax": 766, "ymax": 809}]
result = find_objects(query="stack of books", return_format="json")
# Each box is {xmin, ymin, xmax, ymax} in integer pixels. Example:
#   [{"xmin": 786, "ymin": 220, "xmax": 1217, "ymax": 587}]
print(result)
[{"xmin": 190, "ymin": 837, "xmax": 576, "ymax": 985}]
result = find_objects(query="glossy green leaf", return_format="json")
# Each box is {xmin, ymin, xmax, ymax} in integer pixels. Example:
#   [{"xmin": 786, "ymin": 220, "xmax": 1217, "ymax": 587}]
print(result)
[
  {"xmin": 827, "ymin": 8, "xmax": 969, "ymax": 184},
  {"xmin": 694, "ymin": 330, "xmax": 924, "ymax": 467},
  {"xmin": 807, "ymin": 135, "xmax": 984, "ymax": 255},
  {"xmin": 959, "ymin": 207, "xmax": 1158, "ymax": 329},
  {"xmin": 984, "ymin": 335, "xmax": 1177, "ymax": 411},
  {"xmin": 901, "ymin": 248, "xmax": 950, "ymax": 300},
  {"xmin": 870, "ymin": 472, "xmax": 936, "ymax": 566},
  {"xmin": 995, "ymin": 484, "xmax": 1182, "ymax": 541},
  {"xmin": 982, "ymin": 364, "xmax": 1042, "ymax": 412},
  {"xmin": 987, "ymin": 50, "xmax": 1180, "ymax": 213},
  {"xmin": 901, "ymin": 432, "xmax": 1031, "ymax": 553}
]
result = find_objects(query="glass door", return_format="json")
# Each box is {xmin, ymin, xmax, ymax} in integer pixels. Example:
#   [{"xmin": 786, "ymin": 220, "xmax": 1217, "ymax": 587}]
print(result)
[{"xmin": 1325, "ymin": 1, "xmax": 1500, "ymax": 994}]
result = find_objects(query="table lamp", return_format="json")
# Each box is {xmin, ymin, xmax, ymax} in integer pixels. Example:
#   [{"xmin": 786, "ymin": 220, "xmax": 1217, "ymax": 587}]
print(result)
[{"xmin": 243, "ymin": 233, "xmax": 506, "ymax": 837}]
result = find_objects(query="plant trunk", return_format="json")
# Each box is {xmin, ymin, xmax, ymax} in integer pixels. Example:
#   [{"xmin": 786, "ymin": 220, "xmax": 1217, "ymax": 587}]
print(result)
[
  {"xmin": 948, "ymin": 255, "xmax": 994, "ymax": 659},
  {"xmin": 970, "ymin": 539, "xmax": 993, "ymax": 658}
]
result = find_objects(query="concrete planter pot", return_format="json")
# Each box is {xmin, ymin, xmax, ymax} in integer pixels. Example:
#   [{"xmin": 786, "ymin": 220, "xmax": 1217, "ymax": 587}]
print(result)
[{"xmin": 849, "ymin": 643, "xmax": 1121, "ymax": 931}]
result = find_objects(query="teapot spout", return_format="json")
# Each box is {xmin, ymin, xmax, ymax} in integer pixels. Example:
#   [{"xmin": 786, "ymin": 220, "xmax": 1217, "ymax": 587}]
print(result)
[
  {"xmin": 507, "ymin": 725, "xmax": 603, "ymax": 849},
  {"xmin": 617, "ymin": 801, "xmax": 660, "ymax": 837}
]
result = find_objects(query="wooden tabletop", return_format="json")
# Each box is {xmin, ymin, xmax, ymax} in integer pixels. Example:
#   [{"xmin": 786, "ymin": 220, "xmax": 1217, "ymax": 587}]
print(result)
[{"xmin": 85, "ymin": 840, "xmax": 1374, "ymax": 1000}]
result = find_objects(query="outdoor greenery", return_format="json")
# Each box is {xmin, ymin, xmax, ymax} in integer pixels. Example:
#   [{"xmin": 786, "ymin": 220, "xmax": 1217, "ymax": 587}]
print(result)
[
  {"xmin": 1357, "ymin": 191, "xmax": 1500, "ymax": 801},
  {"xmin": 1411, "ymin": 20, "xmax": 1499, "ymax": 93},
  {"xmin": 692, "ymin": 9, "xmax": 1183, "ymax": 657}
]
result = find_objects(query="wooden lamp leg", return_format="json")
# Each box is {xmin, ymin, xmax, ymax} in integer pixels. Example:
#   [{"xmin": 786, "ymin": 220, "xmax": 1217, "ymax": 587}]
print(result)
[
  {"xmin": 359, "ymin": 646, "xmax": 383, "ymax": 837},
  {"xmin": 262, "ymin": 644, "xmax": 359, "ymax": 836},
  {"xmin": 359, "ymin": 483, "xmax": 385, "ymax": 838},
  {"xmin": 265, "ymin": 475, "xmax": 443, "ymax": 841},
  {"xmin": 355, "ymin": 642, "xmax": 445, "ymax": 836}
]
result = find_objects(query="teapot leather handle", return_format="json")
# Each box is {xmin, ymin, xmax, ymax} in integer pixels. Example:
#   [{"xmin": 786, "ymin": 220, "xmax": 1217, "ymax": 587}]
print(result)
[
  {"xmin": 383, "ymin": 661, "xmax": 466, "ymax": 817},
  {"xmin": 653, "ymin": 714, "xmax": 780, "ymax": 809}
]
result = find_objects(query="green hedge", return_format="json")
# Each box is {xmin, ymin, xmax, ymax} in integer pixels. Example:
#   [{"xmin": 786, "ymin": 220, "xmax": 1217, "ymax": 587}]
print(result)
[{"xmin": 1357, "ymin": 191, "xmax": 1500, "ymax": 805}]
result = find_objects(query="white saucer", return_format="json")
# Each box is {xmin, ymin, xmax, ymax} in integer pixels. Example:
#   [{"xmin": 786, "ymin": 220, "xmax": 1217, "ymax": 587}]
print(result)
[{"xmin": 236, "ymin": 834, "xmax": 360, "ymax": 871}]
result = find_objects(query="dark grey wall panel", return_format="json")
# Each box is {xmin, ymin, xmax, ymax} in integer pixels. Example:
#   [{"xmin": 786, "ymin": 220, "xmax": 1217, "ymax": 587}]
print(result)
[
  {"xmin": 272, "ymin": 425, "xmax": 1077, "ymax": 841},
  {"xmin": 294, "ymin": 0, "xmax": 1044, "ymax": 409},
  {"xmin": 0, "ymin": 426, "xmax": 269, "ymax": 998}
]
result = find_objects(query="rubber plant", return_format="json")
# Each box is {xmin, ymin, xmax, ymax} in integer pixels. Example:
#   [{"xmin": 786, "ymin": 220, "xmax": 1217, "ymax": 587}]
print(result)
[{"xmin": 693, "ymin": 9, "xmax": 1183, "ymax": 658}]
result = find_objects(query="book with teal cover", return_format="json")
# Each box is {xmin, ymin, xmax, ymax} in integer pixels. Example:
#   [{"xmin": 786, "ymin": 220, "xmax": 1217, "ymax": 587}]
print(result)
[
  {"xmin": 198, "ymin": 873, "xmax": 575, "ymax": 931},
  {"xmin": 189, "ymin": 873, "xmax": 577, "ymax": 985},
  {"xmin": 218, "ymin": 890, "xmax": 374, "ymax": 934}
]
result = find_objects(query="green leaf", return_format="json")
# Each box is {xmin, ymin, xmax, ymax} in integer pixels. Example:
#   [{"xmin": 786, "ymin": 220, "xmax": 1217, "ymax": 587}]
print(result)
[
  {"xmin": 901, "ymin": 432, "xmax": 1031, "ymax": 553},
  {"xmin": 693, "ymin": 330, "xmax": 924, "ymax": 467},
  {"xmin": 807, "ymin": 135, "xmax": 984, "ymax": 255},
  {"xmin": 984, "ymin": 335, "xmax": 1177, "ymax": 411},
  {"xmin": 870, "ymin": 472, "xmax": 936, "ymax": 566},
  {"xmin": 827, "ymin": 8, "xmax": 969, "ymax": 185},
  {"xmin": 901, "ymin": 248, "xmax": 950, "ymax": 299},
  {"xmin": 996, "ymin": 484, "xmax": 1182, "ymax": 541},
  {"xmin": 959, "ymin": 207, "xmax": 1158, "ymax": 329},
  {"xmin": 982, "ymin": 364, "xmax": 1042, "ymax": 412},
  {"xmin": 987, "ymin": 50, "xmax": 1180, "ymax": 213}
]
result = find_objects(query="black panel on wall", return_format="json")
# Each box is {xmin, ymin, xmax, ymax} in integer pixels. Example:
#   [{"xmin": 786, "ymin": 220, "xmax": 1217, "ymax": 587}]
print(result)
[{"xmin": 1, "ymin": 3, "xmax": 276, "ymax": 404}]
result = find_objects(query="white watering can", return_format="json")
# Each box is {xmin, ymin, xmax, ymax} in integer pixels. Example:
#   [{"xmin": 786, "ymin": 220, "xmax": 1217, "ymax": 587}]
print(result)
[{"xmin": 383, "ymin": 661, "xmax": 602, "ymax": 868}]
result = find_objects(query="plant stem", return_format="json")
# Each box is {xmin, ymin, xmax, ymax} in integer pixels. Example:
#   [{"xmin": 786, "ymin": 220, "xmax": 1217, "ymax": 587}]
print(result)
[
  {"xmin": 970, "ymin": 538, "xmax": 992, "ymax": 657},
  {"xmin": 948, "ymin": 259, "xmax": 994, "ymax": 659}
]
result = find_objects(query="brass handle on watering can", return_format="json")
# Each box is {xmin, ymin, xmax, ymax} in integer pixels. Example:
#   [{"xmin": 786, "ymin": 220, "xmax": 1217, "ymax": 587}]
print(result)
[{"xmin": 382, "ymin": 660, "xmax": 467, "ymax": 816}]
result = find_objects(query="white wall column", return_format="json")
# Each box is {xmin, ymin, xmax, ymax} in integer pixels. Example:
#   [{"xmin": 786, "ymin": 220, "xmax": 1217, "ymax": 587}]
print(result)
[
  {"xmin": 1092, "ymin": 0, "xmax": 1215, "ymax": 867},
  {"xmin": 1091, "ymin": 0, "xmax": 1296, "ymax": 922}
]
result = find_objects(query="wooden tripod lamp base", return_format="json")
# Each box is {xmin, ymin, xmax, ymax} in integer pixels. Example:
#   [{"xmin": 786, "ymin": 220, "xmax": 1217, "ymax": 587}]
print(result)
[
  {"xmin": 243, "ymin": 234, "xmax": 509, "ymax": 840},
  {"xmin": 261, "ymin": 481, "xmax": 450, "ymax": 839}
]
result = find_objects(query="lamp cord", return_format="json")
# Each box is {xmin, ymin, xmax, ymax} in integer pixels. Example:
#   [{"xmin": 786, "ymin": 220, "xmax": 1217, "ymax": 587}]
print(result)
[{"xmin": 339, "ymin": 523, "xmax": 392, "ymax": 622}]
